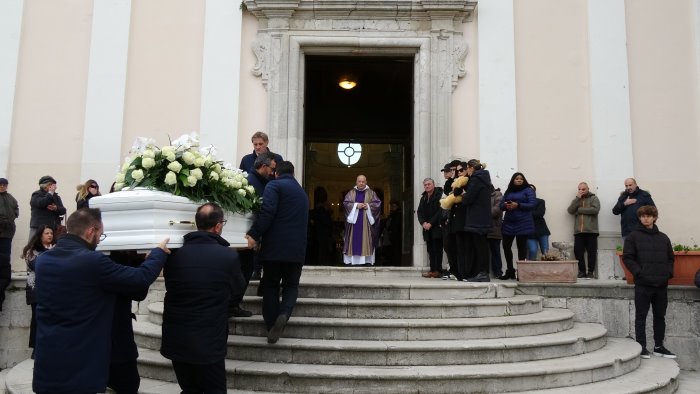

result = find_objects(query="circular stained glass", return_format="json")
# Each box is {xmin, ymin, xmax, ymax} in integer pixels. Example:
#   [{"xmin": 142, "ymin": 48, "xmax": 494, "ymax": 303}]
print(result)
[{"xmin": 337, "ymin": 143, "xmax": 362, "ymax": 166}]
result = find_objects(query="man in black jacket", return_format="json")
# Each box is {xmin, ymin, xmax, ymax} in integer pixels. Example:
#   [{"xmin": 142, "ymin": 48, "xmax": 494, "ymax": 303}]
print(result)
[
  {"xmin": 29, "ymin": 175, "xmax": 66, "ymax": 239},
  {"xmin": 623, "ymin": 205, "xmax": 676, "ymax": 360},
  {"xmin": 417, "ymin": 178, "xmax": 443, "ymax": 278},
  {"xmin": 160, "ymin": 203, "xmax": 246, "ymax": 393},
  {"xmin": 246, "ymin": 161, "xmax": 309, "ymax": 344},
  {"xmin": 612, "ymin": 178, "xmax": 655, "ymax": 239}
]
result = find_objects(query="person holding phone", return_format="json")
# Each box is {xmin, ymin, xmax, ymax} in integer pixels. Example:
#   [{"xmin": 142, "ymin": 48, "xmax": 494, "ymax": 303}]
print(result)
[{"xmin": 499, "ymin": 172, "xmax": 536, "ymax": 280}]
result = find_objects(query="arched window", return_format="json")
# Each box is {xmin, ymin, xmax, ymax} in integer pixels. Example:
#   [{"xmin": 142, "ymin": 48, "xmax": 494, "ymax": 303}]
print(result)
[{"xmin": 337, "ymin": 143, "xmax": 362, "ymax": 166}]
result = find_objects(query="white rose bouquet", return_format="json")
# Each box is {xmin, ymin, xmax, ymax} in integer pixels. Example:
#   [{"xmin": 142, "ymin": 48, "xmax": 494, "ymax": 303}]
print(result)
[{"xmin": 114, "ymin": 133, "xmax": 261, "ymax": 214}]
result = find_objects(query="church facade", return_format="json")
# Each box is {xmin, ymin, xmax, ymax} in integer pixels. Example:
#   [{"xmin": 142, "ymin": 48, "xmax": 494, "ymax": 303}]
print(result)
[{"xmin": 1, "ymin": 0, "xmax": 699, "ymax": 272}]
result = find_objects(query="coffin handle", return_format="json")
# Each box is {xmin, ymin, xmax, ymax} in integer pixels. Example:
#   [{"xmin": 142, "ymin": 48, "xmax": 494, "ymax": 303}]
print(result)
[{"xmin": 169, "ymin": 220, "xmax": 195, "ymax": 227}]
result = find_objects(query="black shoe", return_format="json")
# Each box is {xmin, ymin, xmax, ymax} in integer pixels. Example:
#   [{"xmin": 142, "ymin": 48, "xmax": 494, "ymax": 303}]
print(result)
[
  {"xmin": 640, "ymin": 348, "xmax": 651, "ymax": 359},
  {"xmin": 653, "ymin": 345, "xmax": 677, "ymax": 359},
  {"xmin": 586, "ymin": 272, "xmax": 595, "ymax": 279},
  {"xmin": 467, "ymin": 272, "xmax": 491, "ymax": 282},
  {"xmin": 231, "ymin": 306, "xmax": 253, "ymax": 317},
  {"xmin": 498, "ymin": 269, "xmax": 516, "ymax": 280},
  {"xmin": 267, "ymin": 314, "xmax": 288, "ymax": 344},
  {"xmin": 30, "ymin": 349, "xmax": 35, "ymax": 360},
  {"xmin": 577, "ymin": 271, "xmax": 586, "ymax": 279},
  {"xmin": 251, "ymin": 270, "xmax": 262, "ymax": 281}
]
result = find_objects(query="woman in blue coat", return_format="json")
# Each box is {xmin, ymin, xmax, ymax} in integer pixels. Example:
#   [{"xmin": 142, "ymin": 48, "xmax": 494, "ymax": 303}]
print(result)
[{"xmin": 499, "ymin": 172, "xmax": 536, "ymax": 280}]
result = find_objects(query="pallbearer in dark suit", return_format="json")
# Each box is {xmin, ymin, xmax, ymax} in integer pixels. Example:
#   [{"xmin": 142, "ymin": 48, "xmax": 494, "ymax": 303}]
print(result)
[
  {"xmin": 33, "ymin": 208, "xmax": 169, "ymax": 394},
  {"xmin": 160, "ymin": 203, "xmax": 246, "ymax": 393}
]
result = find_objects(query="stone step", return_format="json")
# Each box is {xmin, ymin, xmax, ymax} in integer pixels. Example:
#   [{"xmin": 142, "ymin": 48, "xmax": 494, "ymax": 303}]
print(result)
[
  {"xmin": 133, "ymin": 320, "xmax": 607, "ymax": 366},
  {"xmin": 245, "ymin": 278, "xmax": 517, "ymax": 300},
  {"xmin": 135, "ymin": 337, "xmax": 645, "ymax": 393},
  {"xmin": 148, "ymin": 295, "xmax": 543, "ymax": 323},
  {"xmin": 145, "ymin": 306, "xmax": 573, "ymax": 341},
  {"xmin": 517, "ymin": 356, "xmax": 680, "ymax": 394},
  {"xmin": 137, "ymin": 377, "xmax": 279, "ymax": 394},
  {"xmin": 300, "ymin": 266, "xmax": 426, "ymax": 278},
  {"xmin": 229, "ymin": 308, "xmax": 574, "ymax": 340}
]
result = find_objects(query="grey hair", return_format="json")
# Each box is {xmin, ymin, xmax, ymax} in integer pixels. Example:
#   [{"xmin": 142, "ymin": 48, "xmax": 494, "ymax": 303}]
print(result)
[
  {"xmin": 422, "ymin": 178, "xmax": 435, "ymax": 185},
  {"xmin": 253, "ymin": 152, "xmax": 275, "ymax": 170}
]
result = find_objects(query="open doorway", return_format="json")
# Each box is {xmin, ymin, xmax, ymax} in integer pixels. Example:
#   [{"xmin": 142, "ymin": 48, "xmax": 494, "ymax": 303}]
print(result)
[{"xmin": 303, "ymin": 55, "xmax": 414, "ymax": 266}]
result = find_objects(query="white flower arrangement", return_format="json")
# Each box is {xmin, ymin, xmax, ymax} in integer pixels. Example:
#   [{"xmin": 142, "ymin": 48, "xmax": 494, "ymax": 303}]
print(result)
[{"xmin": 114, "ymin": 132, "xmax": 261, "ymax": 214}]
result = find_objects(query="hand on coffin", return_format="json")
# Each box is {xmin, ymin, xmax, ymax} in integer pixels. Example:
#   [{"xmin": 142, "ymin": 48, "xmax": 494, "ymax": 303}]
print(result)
[{"xmin": 146, "ymin": 238, "xmax": 171, "ymax": 257}]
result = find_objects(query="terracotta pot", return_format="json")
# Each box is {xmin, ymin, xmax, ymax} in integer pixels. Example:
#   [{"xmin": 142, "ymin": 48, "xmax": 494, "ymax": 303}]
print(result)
[
  {"xmin": 617, "ymin": 251, "xmax": 700, "ymax": 286},
  {"xmin": 516, "ymin": 260, "xmax": 578, "ymax": 283}
]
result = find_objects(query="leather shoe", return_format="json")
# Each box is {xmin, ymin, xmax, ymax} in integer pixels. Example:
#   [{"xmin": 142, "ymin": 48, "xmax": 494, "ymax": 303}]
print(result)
[
  {"xmin": 267, "ymin": 314, "xmax": 288, "ymax": 344},
  {"xmin": 421, "ymin": 271, "xmax": 433, "ymax": 278},
  {"xmin": 231, "ymin": 306, "xmax": 253, "ymax": 317},
  {"xmin": 251, "ymin": 270, "xmax": 262, "ymax": 281},
  {"xmin": 467, "ymin": 272, "xmax": 491, "ymax": 282}
]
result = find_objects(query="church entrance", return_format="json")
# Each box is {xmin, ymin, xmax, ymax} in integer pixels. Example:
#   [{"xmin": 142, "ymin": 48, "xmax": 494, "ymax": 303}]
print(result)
[{"xmin": 303, "ymin": 55, "xmax": 414, "ymax": 266}]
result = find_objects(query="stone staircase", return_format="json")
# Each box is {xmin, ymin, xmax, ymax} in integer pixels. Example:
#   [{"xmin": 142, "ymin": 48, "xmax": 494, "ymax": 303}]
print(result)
[
  {"xmin": 3, "ymin": 267, "xmax": 681, "ymax": 393},
  {"xmin": 128, "ymin": 269, "xmax": 679, "ymax": 393}
]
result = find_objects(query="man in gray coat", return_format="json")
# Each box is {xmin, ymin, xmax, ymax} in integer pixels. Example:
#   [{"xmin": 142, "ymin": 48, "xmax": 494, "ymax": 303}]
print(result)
[{"xmin": 567, "ymin": 182, "xmax": 601, "ymax": 279}]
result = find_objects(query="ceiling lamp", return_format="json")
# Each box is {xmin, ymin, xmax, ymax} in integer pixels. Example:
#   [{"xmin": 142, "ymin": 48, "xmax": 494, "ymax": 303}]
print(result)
[{"xmin": 338, "ymin": 78, "xmax": 357, "ymax": 90}]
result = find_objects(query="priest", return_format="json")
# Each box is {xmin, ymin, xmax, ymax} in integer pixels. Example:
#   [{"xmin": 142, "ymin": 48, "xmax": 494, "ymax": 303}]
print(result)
[{"xmin": 342, "ymin": 175, "xmax": 382, "ymax": 266}]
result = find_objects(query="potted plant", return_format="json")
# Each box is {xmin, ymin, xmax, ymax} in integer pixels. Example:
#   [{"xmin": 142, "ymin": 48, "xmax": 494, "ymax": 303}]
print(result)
[
  {"xmin": 617, "ymin": 242, "xmax": 700, "ymax": 286},
  {"xmin": 517, "ymin": 249, "xmax": 579, "ymax": 284}
]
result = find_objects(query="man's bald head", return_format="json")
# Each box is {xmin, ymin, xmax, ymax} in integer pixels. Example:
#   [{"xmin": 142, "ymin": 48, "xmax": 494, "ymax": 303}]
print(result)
[
  {"xmin": 356, "ymin": 175, "xmax": 367, "ymax": 190},
  {"xmin": 195, "ymin": 203, "xmax": 225, "ymax": 233}
]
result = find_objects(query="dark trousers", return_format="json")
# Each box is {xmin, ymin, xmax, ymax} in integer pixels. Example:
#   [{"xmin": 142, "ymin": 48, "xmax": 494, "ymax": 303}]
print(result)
[
  {"xmin": 574, "ymin": 233, "xmax": 598, "ymax": 274},
  {"xmin": 488, "ymin": 238, "xmax": 503, "ymax": 276},
  {"xmin": 231, "ymin": 249, "xmax": 255, "ymax": 308},
  {"xmin": 29, "ymin": 303, "xmax": 37, "ymax": 348},
  {"xmin": 172, "ymin": 359, "xmax": 226, "ymax": 394},
  {"xmin": 262, "ymin": 261, "xmax": 303, "ymax": 330},
  {"xmin": 425, "ymin": 237, "xmax": 443, "ymax": 272},
  {"xmin": 461, "ymin": 232, "xmax": 489, "ymax": 275},
  {"xmin": 0, "ymin": 243, "xmax": 10, "ymax": 311},
  {"xmin": 108, "ymin": 359, "xmax": 140, "ymax": 394},
  {"xmin": 634, "ymin": 285, "xmax": 668, "ymax": 349},
  {"xmin": 442, "ymin": 229, "xmax": 457, "ymax": 273},
  {"xmin": 502, "ymin": 234, "xmax": 528, "ymax": 271}
]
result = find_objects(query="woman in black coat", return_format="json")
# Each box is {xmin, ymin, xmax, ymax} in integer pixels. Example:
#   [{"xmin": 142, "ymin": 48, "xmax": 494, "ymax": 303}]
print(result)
[{"xmin": 456, "ymin": 159, "xmax": 493, "ymax": 282}]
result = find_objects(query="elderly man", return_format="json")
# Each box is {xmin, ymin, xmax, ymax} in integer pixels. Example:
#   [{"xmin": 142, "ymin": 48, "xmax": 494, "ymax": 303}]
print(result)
[
  {"xmin": 567, "ymin": 182, "xmax": 601, "ymax": 279},
  {"xmin": 612, "ymin": 178, "xmax": 655, "ymax": 239},
  {"xmin": 161, "ymin": 203, "xmax": 246, "ymax": 392},
  {"xmin": 0, "ymin": 177, "xmax": 18, "ymax": 311},
  {"xmin": 417, "ymin": 178, "xmax": 443, "ymax": 278},
  {"xmin": 342, "ymin": 175, "xmax": 382, "ymax": 266},
  {"xmin": 33, "ymin": 208, "xmax": 169, "ymax": 394},
  {"xmin": 29, "ymin": 175, "xmax": 66, "ymax": 239},
  {"xmin": 239, "ymin": 131, "xmax": 284, "ymax": 172}
]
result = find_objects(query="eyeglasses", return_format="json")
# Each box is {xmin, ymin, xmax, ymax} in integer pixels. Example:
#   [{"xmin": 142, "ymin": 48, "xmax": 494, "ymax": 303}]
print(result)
[
  {"xmin": 219, "ymin": 220, "xmax": 227, "ymax": 226},
  {"xmin": 89, "ymin": 185, "xmax": 98, "ymax": 189},
  {"xmin": 457, "ymin": 168, "xmax": 465, "ymax": 173},
  {"xmin": 99, "ymin": 233, "xmax": 107, "ymax": 241}
]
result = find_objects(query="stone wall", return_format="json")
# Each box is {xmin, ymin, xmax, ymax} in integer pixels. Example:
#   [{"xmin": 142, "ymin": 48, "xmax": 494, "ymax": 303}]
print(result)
[
  {"xmin": 518, "ymin": 282, "xmax": 700, "ymax": 371},
  {"xmin": 0, "ymin": 277, "xmax": 31, "ymax": 369}
]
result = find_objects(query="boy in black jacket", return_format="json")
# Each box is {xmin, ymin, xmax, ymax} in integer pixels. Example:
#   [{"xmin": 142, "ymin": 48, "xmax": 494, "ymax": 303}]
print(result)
[{"xmin": 623, "ymin": 205, "xmax": 676, "ymax": 359}]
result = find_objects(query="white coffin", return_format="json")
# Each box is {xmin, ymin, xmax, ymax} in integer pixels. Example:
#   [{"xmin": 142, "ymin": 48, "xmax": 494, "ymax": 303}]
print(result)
[{"xmin": 89, "ymin": 189, "xmax": 253, "ymax": 251}]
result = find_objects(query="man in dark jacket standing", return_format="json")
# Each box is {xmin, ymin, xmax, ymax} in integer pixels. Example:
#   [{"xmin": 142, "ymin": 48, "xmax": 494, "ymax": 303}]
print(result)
[
  {"xmin": 612, "ymin": 178, "xmax": 655, "ymax": 239},
  {"xmin": 567, "ymin": 182, "xmax": 601, "ymax": 279},
  {"xmin": 417, "ymin": 178, "xmax": 443, "ymax": 278},
  {"xmin": 29, "ymin": 175, "xmax": 66, "ymax": 239},
  {"xmin": 33, "ymin": 208, "xmax": 169, "ymax": 394},
  {"xmin": 623, "ymin": 205, "xmax": 676, "ymax": 360},
  {"xmin": 246, "ymin": 161, "xmax": 309, "ymax": 344},
  {"xmin": 239, "ymin": 131, "xmax": 283, "ymax": 172},
  {"xmin": 459, "ymin": 160, "xmax": 493, "ymax": 282},
  {"xmin": 161, "ymin": 203, "xmax": 246, "ymax": 393},
  {"xmin": 0, "ymin": 177, "xmax": 18, "ymax": 311}
]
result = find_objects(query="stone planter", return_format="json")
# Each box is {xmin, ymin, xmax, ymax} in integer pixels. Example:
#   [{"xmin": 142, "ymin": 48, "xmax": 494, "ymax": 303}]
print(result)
[
  {"xmin": 617, "ymin": 251, "xmax": 700, "ymax": 286},
  {"xmin": 516, "ymin": 260, "xmax": 578, "ymax": 283},
  {"xmin": 89, "ymin": 189, "xmax": 253, "ymax": 251}
]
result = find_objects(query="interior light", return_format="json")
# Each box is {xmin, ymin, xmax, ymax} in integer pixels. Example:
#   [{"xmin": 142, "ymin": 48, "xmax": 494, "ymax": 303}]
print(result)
[{"xmin": 338, "ymin": 79, "xmax": 357, "ymax": 90}]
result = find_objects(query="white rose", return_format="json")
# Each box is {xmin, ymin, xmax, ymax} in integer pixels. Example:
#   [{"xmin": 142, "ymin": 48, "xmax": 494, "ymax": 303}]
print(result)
[
  {"xmin": 165, "ymin": 151, "xmax": 176, "ymax": 162},
  {"xmin": 187, "ymin": 175, "xmax": 197, "ymax": 187},
  {"xmin": 167, "ymin": 161, "xmax": 183, "ymax": 173},
  {"xmin": 182, "ymin": 151, "xmax": 196, "ymax": 165},
  {"xmin": 114, "ymin": 183, "xmax": 124, "ymax": 191},
  {"xmin": 115, "ymin": 172, "xmax": 125, "ymax": 183},
  {"xmin": 233, "ymin": 181, "xmax": 242, "ymax": 189},
  {"xmin": 241, "ymin": 178, "xmax": 248, "ymax": 186},
  {"xmin": 142, "ymin": 149, "xmax": 155, "ymax": 159},
  {"xmin": 237, "ymin": 189, "xmax": 247, "ymax": 196},
  {"xmin": 121, "ymin": 161, "xmax": 131, "ymax": 172},
  {"xmin": 164, "ymin": 171, "xmax": 177, "ymax": 185},
  {"xmin": 131, "ymin": 169, "xmax": 144, "ymax": 182},
  {"xmin": 191, "ymin": 168, "xmax": 203, "ymax": 180},
  {"xmin": 194, "ymin": 157, "xmax": 205, "ymax": 167},
  {"xmin": 209, "ymin": 172, "xmax": 219, "ymax": 181},
  {"xmin": 142, "ymin": 157, "xmax": 156, "ymax": 169},
  {"xmin": 245, "ymin": 185, "xmax": 255, "ymax": 194},
  {"xmin": 212, "ymin": 163, "xmax": 222, "ymax": 174}
]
